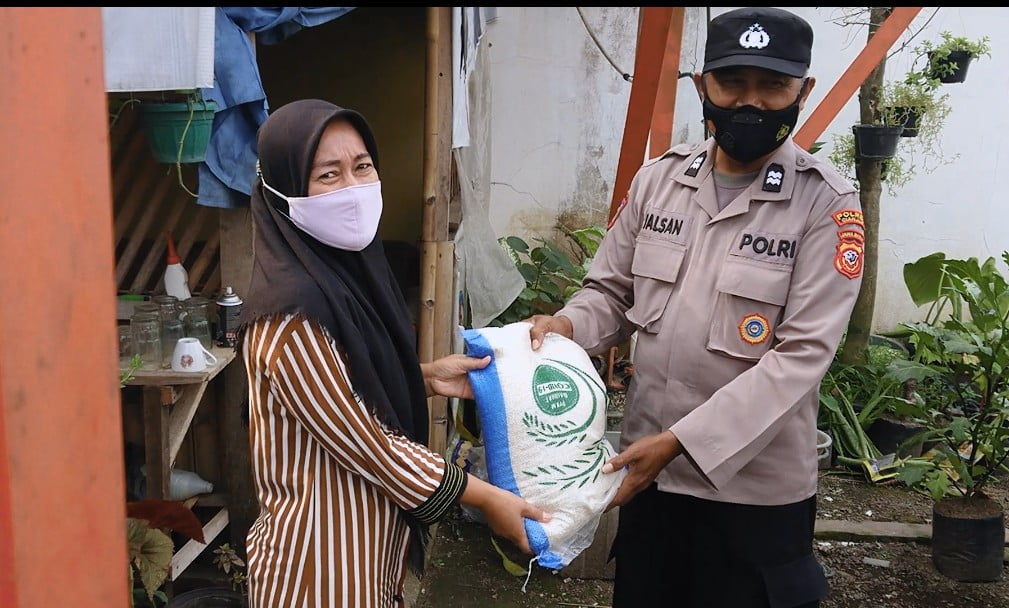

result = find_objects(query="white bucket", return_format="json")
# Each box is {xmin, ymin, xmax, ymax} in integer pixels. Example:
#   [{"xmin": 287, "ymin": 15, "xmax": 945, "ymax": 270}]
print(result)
[{"xmin": 816, "ymin": 429, "xmax": 833, "ymax": 470}]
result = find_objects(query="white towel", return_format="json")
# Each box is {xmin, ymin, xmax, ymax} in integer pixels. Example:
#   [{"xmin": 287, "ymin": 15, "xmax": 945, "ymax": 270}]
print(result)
[{"xmin": 461, "ymin": 321, "xmax": 625, "ymax": 569}]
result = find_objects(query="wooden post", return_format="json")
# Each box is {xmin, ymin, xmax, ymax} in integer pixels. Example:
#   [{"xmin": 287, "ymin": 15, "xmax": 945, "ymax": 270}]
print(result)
[
  {"xmin": 218, "ymin": 206, "xmax": 258, "ymax": 553},
  {"xmin": 607, "ymin": 7, "xmax": 674, "ymax": 222},
  {"xmin": 648, "ymin": 7, "xmax": 686, "ymax": 159},
  {"xmin": 793, "ymin": 7, "xmax": 922, "ymax": 151},
  {"xmin": 0, "ymin": 7, "xmax": 128, "ymax": 608},
  {"xmin": 420, "ymin": 7, "xmax": 454, "ymax": 449}
]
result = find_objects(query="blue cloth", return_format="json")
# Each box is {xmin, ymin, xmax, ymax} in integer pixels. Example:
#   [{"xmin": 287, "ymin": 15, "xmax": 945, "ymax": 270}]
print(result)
[{"xmin": 197, "ymin": 7, "xmax": 356, "ymax": 208}]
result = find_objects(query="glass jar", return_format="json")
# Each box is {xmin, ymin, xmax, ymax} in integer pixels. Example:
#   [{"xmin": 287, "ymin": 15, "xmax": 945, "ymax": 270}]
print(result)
[
  {"xmin": 183, "ymin": 296, "xmax": 213, "ymax": 350},
  {"xmin": 153, "ymin": 295, "xmax": 184, "ymax": 369},
  {"xmin": 130, "ymin": 303, "xmax": 162, "ymax": 370}
]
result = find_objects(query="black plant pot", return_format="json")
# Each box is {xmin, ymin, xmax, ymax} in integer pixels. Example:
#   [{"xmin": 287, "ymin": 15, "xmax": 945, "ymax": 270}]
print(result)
[
  {"xmin": 852, "ymin": 124, "xmax": 903, "ymax": 160},
  {"xmin": 932, "ymin": 495, "xmax": 1004, "ymax": 582},
  {"xmin": 887, "ymin": 106, "xmax": 921, "ymax": 137},
  {"xmin": 928, "ymin": 50, "xmax": 974, "ymax": 84},
  {"xmin": 866, "ymin": 416, "xmax": 925, "ymax": 457},
  {"xmin": 165, "ymin": 587, "xmax": 248, "ymax": 608}
]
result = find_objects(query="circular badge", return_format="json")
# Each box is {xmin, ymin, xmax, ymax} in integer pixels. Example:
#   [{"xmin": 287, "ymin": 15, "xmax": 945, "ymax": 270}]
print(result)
[{"xmin": 739, "ymin": 313, "xmax": 771, "ymax": 345}]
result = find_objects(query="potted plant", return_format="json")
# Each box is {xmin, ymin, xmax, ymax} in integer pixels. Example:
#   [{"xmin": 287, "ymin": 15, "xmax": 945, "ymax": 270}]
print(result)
[
  {"xmin": 138, "ymin": 89, "xmax": 218, "ymax": 164},
  {"xmin": 827, "ymin": 131, "xmax": 910, "ymax": 195},
  {"xmin": 127, "ymin": 499, "xmax": 206, "ymax": 606},
  {"xmin": 881, "ymin": 74, "xmax": 951, "ymax": 140},
  {"xmin": 885, "ymin": 251, "xmax": 1009, "ymax": 582},
  {"xmin": 918, "ymin": 32, "xmax": 992, "ymax": 84}
]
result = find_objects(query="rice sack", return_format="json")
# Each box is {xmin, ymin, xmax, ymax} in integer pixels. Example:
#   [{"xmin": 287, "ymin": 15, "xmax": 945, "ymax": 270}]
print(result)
[{"xmin": 461, "ymin": 321, "xmax": 625, "ymax": 570}]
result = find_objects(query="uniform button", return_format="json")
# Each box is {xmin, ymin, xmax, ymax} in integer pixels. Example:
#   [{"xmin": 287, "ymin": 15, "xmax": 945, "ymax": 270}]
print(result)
[{"xmin": 797, "ymin": 157, "xmax": 806, "ymax": 166}]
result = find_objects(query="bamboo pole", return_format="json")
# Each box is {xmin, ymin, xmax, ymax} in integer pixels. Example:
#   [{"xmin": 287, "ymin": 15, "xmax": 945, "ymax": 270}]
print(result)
[{"xmin": 420, "ymin": 7, "xmax": 454, "ymax": 448}]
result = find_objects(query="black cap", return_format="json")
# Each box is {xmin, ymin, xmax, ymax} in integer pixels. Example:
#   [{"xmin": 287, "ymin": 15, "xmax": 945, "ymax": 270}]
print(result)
[{"xmin": 703, "ymin": 7, "xmax": 813, "ymax": 78}]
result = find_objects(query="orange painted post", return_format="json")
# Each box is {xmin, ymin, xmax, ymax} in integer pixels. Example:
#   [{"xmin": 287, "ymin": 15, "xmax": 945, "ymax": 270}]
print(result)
[
  {"xmin": 648, "ymin": 7, "xmax": 686, "ymax": 159},
  {"xmin": 608, "ymin": 6, "xmax": 674, "ymax": 223},
  {"xmin": 793, "ymin": 7, "xmax": 922, "ymax": 151},
  {"xmin": 0, "ymin": 370, "xmax": 15, "ymax": 608},
  {"xmin": 0, "ymin": 8, "xmax": 128, "ymax": 608}
]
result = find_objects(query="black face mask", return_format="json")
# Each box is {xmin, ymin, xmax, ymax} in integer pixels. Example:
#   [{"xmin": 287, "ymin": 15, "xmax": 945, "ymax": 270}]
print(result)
[{"xmin": 702, "ymin": 80, "xmax": 807, "ymax": 164}]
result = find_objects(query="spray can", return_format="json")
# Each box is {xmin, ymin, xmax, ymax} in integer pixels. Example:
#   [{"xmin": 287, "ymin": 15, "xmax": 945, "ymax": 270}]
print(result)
[{"xmin": 215, "ymin": 286, "xmax": 244, "ymax": 347}]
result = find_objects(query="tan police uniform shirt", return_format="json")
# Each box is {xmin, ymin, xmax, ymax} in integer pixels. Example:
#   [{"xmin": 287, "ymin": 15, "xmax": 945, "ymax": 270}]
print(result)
[{"xmin": 558, "ymin": 137, "xmax": 864, "ymax": 505}]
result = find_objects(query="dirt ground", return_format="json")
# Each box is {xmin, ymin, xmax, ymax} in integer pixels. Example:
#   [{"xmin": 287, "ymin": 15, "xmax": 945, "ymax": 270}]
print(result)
[{"xmin": 414, "ymin": 469, "xmax": 1009, "ymax": 608}]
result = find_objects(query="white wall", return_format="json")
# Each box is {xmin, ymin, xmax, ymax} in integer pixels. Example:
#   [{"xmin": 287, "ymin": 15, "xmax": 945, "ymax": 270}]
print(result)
[
  {"xmin": 484, "ymin": 7, "xmax": 1009, "ymax": 333},
  {"xmin": 483, "ymin": 7, "xmax": 639, "ymax": 237}
]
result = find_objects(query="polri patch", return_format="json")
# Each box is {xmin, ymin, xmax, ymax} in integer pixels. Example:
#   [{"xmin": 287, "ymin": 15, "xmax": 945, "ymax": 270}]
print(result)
[
  {"xmin": 834, "ymin": 240, "xmax": 864, "ymax": 279},
  {"xmin": 608, "ymin": 191, "xmax": 629, "ymax": 230},
  {"xmin": 739, "ymin": 313, "xmax": 771, "ymax": 345},
  {"xmin": 763, "ymin": 163, "xmax": 784, "ymax": 192},
  {"xmin": 832, "ymin": 209, "xmax": 864, "ymax": 229},
  {"xmin": 684, "ymin": 151, "xmax": 707, "ymax": 177},
  {"xmin": 837, "ymin": 229, "xmax": 864, "ymax": 244}
]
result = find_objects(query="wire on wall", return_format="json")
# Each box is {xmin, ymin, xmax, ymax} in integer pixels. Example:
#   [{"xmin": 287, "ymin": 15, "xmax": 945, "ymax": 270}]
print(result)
[{"xmin": 576, "ymin": 7, "xmax": 633, "ymax": 82}]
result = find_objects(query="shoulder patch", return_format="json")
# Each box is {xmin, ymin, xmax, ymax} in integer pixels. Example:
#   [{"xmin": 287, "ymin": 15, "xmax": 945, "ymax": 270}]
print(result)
[
  {"xmin": 684, "ymin": 151, "xmax": 708, "ymax": 177},
  {"xmin": 832, "ymin": 209, "xmax": 865, "ymax": 229},
  {"xmin": 608, "ymin": 192, "xmax": 629, "ymax": 230},
  {"xmin": 762, "ymin": 163, "xmax": 784, "ymax": 192}
]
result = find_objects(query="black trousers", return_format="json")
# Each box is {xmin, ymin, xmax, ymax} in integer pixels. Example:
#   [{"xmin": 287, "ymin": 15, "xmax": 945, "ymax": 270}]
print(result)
[{"xmin": 611, "ymin": 484, "xmax": 828, "ymax": 608}]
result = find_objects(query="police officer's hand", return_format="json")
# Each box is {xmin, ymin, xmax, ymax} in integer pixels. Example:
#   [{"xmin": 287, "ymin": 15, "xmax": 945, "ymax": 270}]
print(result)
[
  {"xmin": 525, "ymin": 314, "xmax": 573, "ymax": 350},
  {"xmin": 601, "ymin": 430, "xmax": 682, "ymax": 511}
]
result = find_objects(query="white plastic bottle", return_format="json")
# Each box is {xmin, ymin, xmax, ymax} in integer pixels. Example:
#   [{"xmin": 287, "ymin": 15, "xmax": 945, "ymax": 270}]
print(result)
[
  {"xmin": 164, "ymin": 230, "xmax": 192, "ymax": 300},
  {"xmin": 140, "ymin": 466, "xmax": 214, "ymax": 500}
]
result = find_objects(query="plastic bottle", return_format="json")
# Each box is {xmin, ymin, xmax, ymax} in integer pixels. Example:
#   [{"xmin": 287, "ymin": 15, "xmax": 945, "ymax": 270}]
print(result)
[
  {"xmin": 164, "ymin": 230, "xmax": 192, "ymax": 301},
  {"xmin": 167, "ymin": 469, "xmax": 214, "ymax": 500},
  {"xmin": 140, "ymin": 465, "xmax": 214, "ymax": 500}
]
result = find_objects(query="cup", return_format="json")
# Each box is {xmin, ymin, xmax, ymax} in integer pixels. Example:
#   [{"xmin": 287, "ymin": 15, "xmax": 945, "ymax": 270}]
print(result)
[{"xmin": 171, "ymin": 337, "xmax": 218, "ymax": 372}]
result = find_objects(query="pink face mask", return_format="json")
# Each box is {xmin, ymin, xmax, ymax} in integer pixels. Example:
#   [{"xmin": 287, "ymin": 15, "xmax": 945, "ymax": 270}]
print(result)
[{"xmin": 262, "ymin": 179, "xmax": 384, "ymax": 251}]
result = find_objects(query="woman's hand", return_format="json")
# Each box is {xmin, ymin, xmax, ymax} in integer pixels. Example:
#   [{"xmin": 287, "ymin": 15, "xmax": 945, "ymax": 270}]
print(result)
[
  {"xmin": 421, "ymin": 354, "xmax": 491, "ymax": 398},
  {"xmin": 462, "ymin": 475, "xmax": 551, "ymax": 554}
]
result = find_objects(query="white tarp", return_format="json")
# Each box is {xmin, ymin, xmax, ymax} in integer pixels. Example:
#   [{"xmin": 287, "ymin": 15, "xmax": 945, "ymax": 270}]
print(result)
[
  {"xmin": 102, "ymin": 7, "xmax": 215, "ymax": 92},
  {"xmin": 453, "ymin": 8, "xmax": 525, "ymax": 328}
]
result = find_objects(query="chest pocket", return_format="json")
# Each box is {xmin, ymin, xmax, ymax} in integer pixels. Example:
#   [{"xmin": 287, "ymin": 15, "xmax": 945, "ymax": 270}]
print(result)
[
  {"xmin": 625, "ymin": 239, "xmax": 686, "ymax": 334},
  {"xmin": 706, "ymin": 260, "xmax": 791, "ymax": 360}
]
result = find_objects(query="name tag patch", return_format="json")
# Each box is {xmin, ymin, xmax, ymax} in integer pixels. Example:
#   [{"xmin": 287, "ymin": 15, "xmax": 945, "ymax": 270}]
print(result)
[
  {"xmin": 739, "ymin": 313, "xmax": 771, "ymax": 344},
  {"xmin": 730, "ymin": 229, "xmax": 801, "ymax": 267},
  {"xmin": 640, "ymin": 209, "xmax": 691, "ymax": 246}
]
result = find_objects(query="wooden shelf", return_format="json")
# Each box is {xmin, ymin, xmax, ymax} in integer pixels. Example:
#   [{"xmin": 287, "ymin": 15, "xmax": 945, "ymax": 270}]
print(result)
[
  {"xmin": 122, "ymin": 346, "xmax": 236, "ymax": 387},
  {"xmin": 124, "ymin": 346, "xmax": 239, "ymax": 583}
]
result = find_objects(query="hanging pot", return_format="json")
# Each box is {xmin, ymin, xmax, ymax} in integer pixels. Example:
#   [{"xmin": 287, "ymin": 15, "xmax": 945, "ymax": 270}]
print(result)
[
  {"xmin": 886, "ymin": 106, "xmax": 921, "ymax": 138},
  {"xmin": 931, "ymin": 494, "xmax": 1004, "ymax": 582},
  {"xmin": 140, "ymin": 98, "xmax": 218, "ymax": 164},
  {"xmin": 928, "ymin": 50, "xmax": 974, "ymax": 84},
  {"xmin": 852, "ymin": 124, "xmax": 903, "ymax": 160}
]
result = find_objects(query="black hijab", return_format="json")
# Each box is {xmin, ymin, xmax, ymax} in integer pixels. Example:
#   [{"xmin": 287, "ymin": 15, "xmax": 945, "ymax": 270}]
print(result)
[{"xmin": 239, "ymin": 99, "xmax": 432, "ymax": 572}]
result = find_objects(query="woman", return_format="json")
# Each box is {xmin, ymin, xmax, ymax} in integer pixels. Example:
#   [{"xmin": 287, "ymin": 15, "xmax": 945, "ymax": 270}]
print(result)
[{"xmin": 239, "ymin": 99, "xmax": 548, "ymax": 608}]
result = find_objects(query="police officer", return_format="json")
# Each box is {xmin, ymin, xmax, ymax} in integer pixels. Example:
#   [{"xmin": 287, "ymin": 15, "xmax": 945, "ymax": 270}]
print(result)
[{"xmin": 528, "ymin": 7, "xmax": 863, "ymax": 607}]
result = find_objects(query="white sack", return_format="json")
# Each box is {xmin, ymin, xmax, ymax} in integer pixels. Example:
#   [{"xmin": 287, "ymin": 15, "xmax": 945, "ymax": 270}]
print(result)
[{"xmin": 461, "ymin": 322, "xmax": 625, "ymax": 569}]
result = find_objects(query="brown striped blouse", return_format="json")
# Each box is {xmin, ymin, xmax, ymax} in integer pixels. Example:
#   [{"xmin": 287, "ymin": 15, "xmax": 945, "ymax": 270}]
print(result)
[{"xmin": 242, "ymin": 314, "xmax": 467, "ymax": 608}]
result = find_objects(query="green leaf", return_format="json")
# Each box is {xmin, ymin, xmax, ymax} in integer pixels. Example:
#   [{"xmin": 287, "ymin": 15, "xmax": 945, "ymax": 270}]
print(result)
[
  {"xmin": 903, "ymin": 252, "xmax": 947, "ymax": 307},
  {"xmin": 490, "ymin": 536, "xmax": 529, "ymax": 577},
  {"xmin": 128, "ymin": 521, "xmax": 174, "ymax": 606}
]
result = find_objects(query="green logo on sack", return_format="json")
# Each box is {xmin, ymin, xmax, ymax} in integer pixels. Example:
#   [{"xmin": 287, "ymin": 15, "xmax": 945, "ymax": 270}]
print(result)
[{"xmin": 532, "ymin": 365, "xmax": 579, "ymax": 416}]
